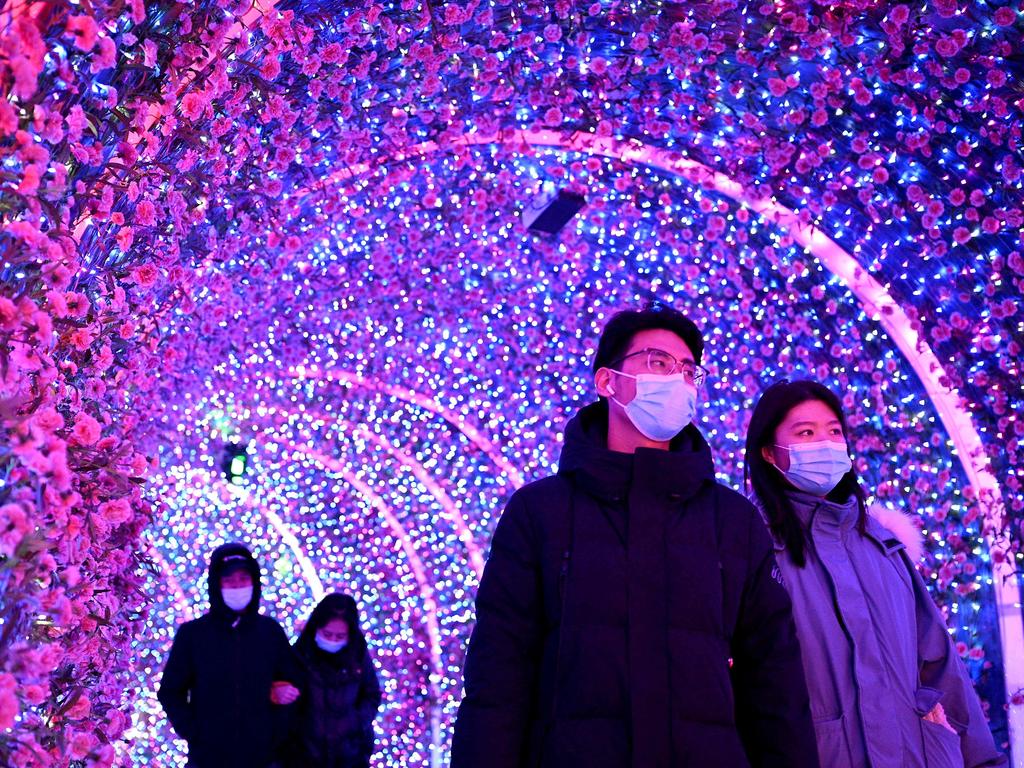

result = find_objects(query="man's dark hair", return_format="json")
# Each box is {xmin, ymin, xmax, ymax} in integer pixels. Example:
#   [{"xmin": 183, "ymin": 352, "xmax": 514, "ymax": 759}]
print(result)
[{"xmin": 592, "ymin": 303, "xmax": 704, "ymax": 373}]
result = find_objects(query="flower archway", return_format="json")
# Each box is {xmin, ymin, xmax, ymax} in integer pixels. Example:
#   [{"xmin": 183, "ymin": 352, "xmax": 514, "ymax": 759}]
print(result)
[{"xmin": 2, "ymin": 1, "xmax": 1022, "ymax": 765}]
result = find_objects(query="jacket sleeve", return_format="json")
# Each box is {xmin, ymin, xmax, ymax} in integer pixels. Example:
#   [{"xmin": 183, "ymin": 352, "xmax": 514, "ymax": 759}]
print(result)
[
  {"xmin": 450, "ymin": 491, "xmax": 543, "ymax": 768},
  {"xmin": 909, "ymin": 558, "xmax": 1007, "ymax": 767},
  {"xmin": 357, "ymin": 653, "xmax": 383, "ymax": 726},
  {"xmin": 157, "ymin": 623, "xmax": 198, "ymax": 742},
  {"xmin": 273, "ymin": 626, "xmax": 302, "ymax": 687},
  {"xmin": 731, "ymin": 513, "xmax": 820, "ymax": 768}
]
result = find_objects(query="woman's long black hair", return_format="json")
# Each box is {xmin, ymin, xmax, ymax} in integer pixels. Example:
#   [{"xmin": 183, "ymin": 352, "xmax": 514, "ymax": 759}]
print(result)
[
  {"xmin": 744, "ymin": 379, "xmax": 868, "ymax": 567},
  {"xmin": 296, "ymin": 592, "xmax": 369, "ymax": 671}
]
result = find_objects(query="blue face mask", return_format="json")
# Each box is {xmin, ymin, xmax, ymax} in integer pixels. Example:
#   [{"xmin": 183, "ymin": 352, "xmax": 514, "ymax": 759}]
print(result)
[
  {"xmin": 611, "ymin": 372, "xmax": 697, "ymax": 442},
  {"xmin": 775, "ymin": 440, "xmax": 852, "ymax": 496},
  {"xmin": 315, "ymin": 633, "xmax": 347, "ymax": 654},
  {"xmin": 221, "ymin": 586, "xmax": 253, "ymax": 612}
]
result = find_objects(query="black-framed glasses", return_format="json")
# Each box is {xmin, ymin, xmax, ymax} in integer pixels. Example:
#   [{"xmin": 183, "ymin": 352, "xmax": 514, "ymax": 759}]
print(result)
[{"xmin": 612, "ymin": 347, "xmax": 709, "ymax": 387}]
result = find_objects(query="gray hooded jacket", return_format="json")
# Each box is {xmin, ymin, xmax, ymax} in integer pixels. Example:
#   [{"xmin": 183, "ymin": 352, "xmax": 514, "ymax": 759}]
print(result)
[{"xmin": 768, "ymin": 490, "xmax": 1006, "ymax": 768}]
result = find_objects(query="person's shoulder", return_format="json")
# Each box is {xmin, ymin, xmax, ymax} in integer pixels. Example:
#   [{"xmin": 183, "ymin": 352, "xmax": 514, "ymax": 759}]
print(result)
[
  {"xmin": 169, "ymin": 614, "xmax": 210, "ymax": 646},
  {"xmin": 181, "ymin": 613, "xmax": 214, "ymax": 632},
  {"xmin": 705, "ymin": 481, "xmax": 776, "ymax": 554},
  {"xmin": 511, "ymin": 474, "xmax": 567, "ymax": 505},
  {"xmin": 706, "ymin": 480, "xmax": 758, "ymax": 518},
  {"xmin": 865, "ymin": 503, "xmax": 925, "ymax": 562},
  {"xmin": 251, "ymin": 613, "xmax": 291, "ymax": 639}
]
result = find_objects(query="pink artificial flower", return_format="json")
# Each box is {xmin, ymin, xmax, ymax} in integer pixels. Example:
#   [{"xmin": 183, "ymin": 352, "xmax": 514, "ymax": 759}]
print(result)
[
  {"xmin": 17, "ymin": 165, "xmax": 41, "ymax": 195},
  {"xmin": 301, "ymin": 55, "xmax": 322, "ymax": 77},
  {"xmin": 180, "ymin": 91, "xmax": 208, "ymax": 121},
  {"xmin": 935, "ymin": 37, "xmax": 959, "ymax": 57},
  {"xmin": 66, "ymin": 15, "xmax": 99, "ymax": 51},
  {"xmin": 134, "ymin": 199, "xmax": 157, "ymax": 226},
  {"xmin": 8, "ymin": 18, "xmax": 44, "ymax": 98},
  {"xmin": 66, "ymin": 693, "xmax": 92, "ymax": 720},
  {"xmin": 91, "ymin": 36, "xmax": 117, "ymax": 72},
  {"xmin": 116, "ymin": 226, "xmax": 134, "ymax": 251},
  {"xmin": 68, "ymin": 326, "xmax": 96, "ymax": 351},
  {"xmin": 22, "ymin": 684, "xmax": 48, "ymax": 706},
  {"xmin": 99, "ymin": 498, "xmax": 132, "ymax": 525},
  {"xmin": 768, "ymin": 77, "xmax": 788, "ymax": 97},
  {"xmin": 889, "ymin": 4, "xmax": 910, "ymax": 24},
  {"xmin": 70, "ymin": 412, "xmax": 102, "ymax": 446},
  {"xmin": 0, "ymin": 296, "xmax": 18, "ymax": 330},
  {"xmin": 0, "ymin": 674, "xmax": 17, "ymax": 730},
  {"xmin": 31, "ymin": 406, "xmax": 63, "ymax": 434},
  {"xmin": 65, "ymin": 292, "xmax": 90, "ymax": 318},
  {"xmin": 0, "ymin": 100, "xmax": 17, "ymax": 135},
  {"xmin": 0, "ymin": 504, "xmax": 30, "ymax": 558},
  {"xmin": 89, "ymin": 743, "xmax": 116, "ymax": 768},
  {"xmin": 994, "ymin": 6, "xmax": 1016, "ymax": 25},
  {"xmin": 84, "ymin": 378, "xmax": 107, "ymax": 401},
  {"xmin": 132, "ymin": 263, "xmax": 159, "ymax": 287},
  {"xmin": 129, "ymin": 452, "xmax": 149, "ymax": 477},
  {"xmin": 143, "ymin": 38, "xmax": 157, "ymax": 67},
  {"xmin": 68, "ymin": 730, "xmax": 98, "ymax": 760},
  {"xmin": 261, "ymin": 54, "xmax": 282, "ymax": 81}
]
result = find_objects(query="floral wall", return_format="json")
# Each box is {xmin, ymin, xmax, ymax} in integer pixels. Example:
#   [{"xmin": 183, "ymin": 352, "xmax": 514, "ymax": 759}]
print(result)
[{"xmin": 1, "ymin": 0, "xmax": 1022, "ymax": 766}]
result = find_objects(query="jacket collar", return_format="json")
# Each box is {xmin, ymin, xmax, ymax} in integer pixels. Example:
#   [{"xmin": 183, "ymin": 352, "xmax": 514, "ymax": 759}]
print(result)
[
  {"xmin": 556, "ymin": 401, "xmax": 715, "ymax": 501},
  {"xmin": 784, "ymin": 491, "xmax": 904, "ymax": 555}
]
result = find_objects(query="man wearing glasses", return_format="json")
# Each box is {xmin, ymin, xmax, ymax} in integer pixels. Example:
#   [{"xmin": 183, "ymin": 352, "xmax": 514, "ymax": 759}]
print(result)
[{"xmin": 452, "ymin": 304, "xmax": 818, "ymax": 768}]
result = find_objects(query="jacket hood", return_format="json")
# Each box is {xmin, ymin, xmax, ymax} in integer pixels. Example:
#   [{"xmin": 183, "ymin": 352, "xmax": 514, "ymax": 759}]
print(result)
[
  {"xmin": 557, "ymin": 400, "xmax": 715, "ymax": 501},
  {"xmin": 207, "ymin": 542, "xmax": 262, "ymax": 618},
  {"xmin": 775, "ymin": 491, "xmax": 910, "ymax": 559}
]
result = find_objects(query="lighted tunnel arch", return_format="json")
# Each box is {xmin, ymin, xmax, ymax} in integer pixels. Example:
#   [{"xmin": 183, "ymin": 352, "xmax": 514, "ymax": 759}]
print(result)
[
  {"xmin": 272, "ymin": 128, "xmax": 1023, "ymax": 741},
  {"xmin": 275, "ymin": 439, "xmax": 448, "ymax": 768}
]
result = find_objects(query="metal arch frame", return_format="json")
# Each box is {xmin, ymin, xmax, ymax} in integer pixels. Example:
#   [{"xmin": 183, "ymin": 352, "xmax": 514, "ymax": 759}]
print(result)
[
  {"xmin": 292, "ymin": 128, "xmax": 1023, "ymax": 755},
  {"xmin": 269, "ymin": 439, "xmax": 447, "ymax": 768},
  {"xmin": 350, "ymin": 422, "xmax": 487, "ymax": 577},
  {"xmin": 256, "ymin": 397, "xmax": 489, "ymax": 576},
  {"xmin": 284, "ymin": 367, "xmax": 527, "ymax": 489}
]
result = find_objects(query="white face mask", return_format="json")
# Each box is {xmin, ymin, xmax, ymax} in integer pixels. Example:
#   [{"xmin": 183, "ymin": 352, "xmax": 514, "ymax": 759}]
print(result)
[
  {"xmin": 315, "ymin": 633, "xmax": 347, "ymax": 654},
  {"xmin": 611, "ymin": 372, "xmax": 697, "ymax": 442},
  {"xmin": 775, "ymin": 440, "xmax": 852, "ymax": 496},
  {"xmin": 221, "ymin": 585, "xmax": 253, "ymax": 612}
]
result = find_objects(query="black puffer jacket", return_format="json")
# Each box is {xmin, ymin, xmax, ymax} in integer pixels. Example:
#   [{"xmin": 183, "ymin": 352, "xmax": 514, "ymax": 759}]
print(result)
[
  {"xmin": 158, "ymin": 543, "xmax": 299, "ymax": 768},
  {"xmin": 288, "ymin": 646, "xmax": 381, "ymax": 768},
  {"xmin": 451, "ymin": 402, "xmax": 819, "ymax": 768},
  {"xmin": 288, "ymin": 595, "xmax": 382, "ymax": 768}
]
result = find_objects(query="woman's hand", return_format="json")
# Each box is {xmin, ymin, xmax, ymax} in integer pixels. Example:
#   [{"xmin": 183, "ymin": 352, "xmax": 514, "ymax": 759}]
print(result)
[
  {"xmin": 923, "ymin": 702, "xmax": 957, "ymax": 734},
  {"xmin": 270, "ymin": 681, "xmax": 300, "ymax": 705}
]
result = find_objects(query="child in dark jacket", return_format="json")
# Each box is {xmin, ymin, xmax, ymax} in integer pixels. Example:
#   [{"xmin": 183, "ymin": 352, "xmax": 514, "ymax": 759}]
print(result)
[
  {"xmin": 288, "ymin": 593, "xmax": 382, "ymax": 768},
  {"xmin": 158, "ymin": 542, "xmax": 301, "ymax": 768}
]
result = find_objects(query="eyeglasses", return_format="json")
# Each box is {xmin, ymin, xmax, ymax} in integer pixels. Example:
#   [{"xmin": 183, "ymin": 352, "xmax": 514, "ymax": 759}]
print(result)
[{"xmin": 612, "ymin": 347, "xmax": 709, "ymax": 387}]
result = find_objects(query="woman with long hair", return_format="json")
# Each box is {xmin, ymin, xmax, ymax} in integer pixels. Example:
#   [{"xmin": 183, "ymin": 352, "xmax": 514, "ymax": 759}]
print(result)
[
  {"xmin": 744, "ymin": 379, "xmax": 1005, "ymax": 768},
  {"xmin": 289, "ymin": 593, "xmax": 381, "ymax": 768}
]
